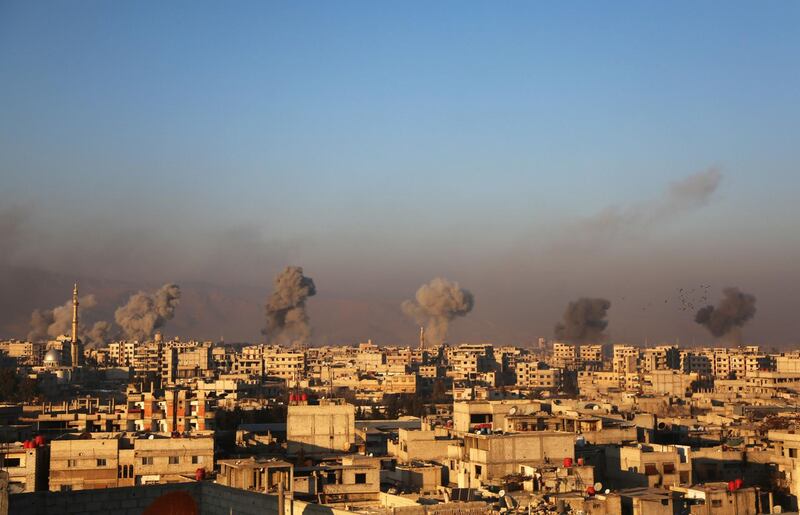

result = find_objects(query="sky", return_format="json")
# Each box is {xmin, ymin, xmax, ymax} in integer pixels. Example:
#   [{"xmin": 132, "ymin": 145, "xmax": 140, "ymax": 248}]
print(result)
[{"xmin": 1, "ymin": 1, "xmax": 799, "ymax": 346}]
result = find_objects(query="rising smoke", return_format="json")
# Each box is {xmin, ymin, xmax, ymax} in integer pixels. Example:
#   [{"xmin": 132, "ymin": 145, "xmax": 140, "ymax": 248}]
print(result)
[
  {"xmin": 86, "ymin": 321, "xmax": 114, "ymax": 348},
  {"xmin": 695, "ymin": 287, "xmax": 756, "ymax": 342},
  {"xmin": 263, "ymin": 266, "xmax": 316, "ymax": 346},
  {"xmin": 402, "ymin": 277, "xmax": 474, "ymax": 346},
  {"xmin": 114, "ymin": 283, "xmax": 182, "ymax": 342},
  {"xmin": 554, "ymin": 297, "xmax": 611, "ymax": 343},
  {"xmin": 28, "ymin": 294, "xmax": 98, "ymax": 341}
]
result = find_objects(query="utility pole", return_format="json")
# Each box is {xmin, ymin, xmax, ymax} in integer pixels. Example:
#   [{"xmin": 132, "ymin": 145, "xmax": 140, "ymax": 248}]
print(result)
[{"xmin": 277, "ymin": 470, "xmax": 285, "ymax": 515}]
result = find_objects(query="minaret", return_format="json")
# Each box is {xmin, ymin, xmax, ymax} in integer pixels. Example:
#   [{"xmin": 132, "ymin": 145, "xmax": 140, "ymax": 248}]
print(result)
[
  {"xmin": 71, "ymin": 283, "xmax": 81, "ymax": 367},
  {"xmin": 419, "ymin": 326, "xmax": 425, "ymax": 351}
]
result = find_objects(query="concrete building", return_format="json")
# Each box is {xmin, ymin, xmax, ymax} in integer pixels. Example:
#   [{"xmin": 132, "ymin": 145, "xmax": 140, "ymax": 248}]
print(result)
[
  {"xmin": 217, "ymin": 457, "xmax": 293, "ymax": 494},
  {"xmin": 48, "ymin": 432, "xmax": 213, "ymax": 491},
  {"xmin": 286, "ymin": 399, "xmax": 355, "ymax": 456},
  {"xmin": 0, "ymin": 442, "xmax": 48, "ymax": 492},
  {"xmin": 448, "ymin": 431, "xmax": 575, "ymax": 487},
  {"xmin": 606, "ymin": 443, "xmax": 692, "ymax": 489}
]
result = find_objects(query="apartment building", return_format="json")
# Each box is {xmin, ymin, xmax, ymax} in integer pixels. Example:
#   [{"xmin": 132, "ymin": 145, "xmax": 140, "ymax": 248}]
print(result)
[
  {"xmin": 552, "ymin": 343, "xmax": 578, "ymax": 369},
  {"xmin": 515, "ymin": 361, "xmax": 562, "ymax": 390},
  {"xmin": 0, "ymin": 442, "xmax": 48, "ymax": 492},
  {"xmin": 48, "ymin": 432, "xmax": 214, "ymax": 491},
  {"xmin": 448, "ymin": 431, "xmax": 575, "ymax": 488},
  {"xmin": 613, "ymin": 345, "xmax": 639, "ymax": 374}
]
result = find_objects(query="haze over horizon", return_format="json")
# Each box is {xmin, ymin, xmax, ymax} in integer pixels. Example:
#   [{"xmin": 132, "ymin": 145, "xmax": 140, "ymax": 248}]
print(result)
[{"xmin": 1, "ymin": 2, "xmax": 799, "ymax": 347}]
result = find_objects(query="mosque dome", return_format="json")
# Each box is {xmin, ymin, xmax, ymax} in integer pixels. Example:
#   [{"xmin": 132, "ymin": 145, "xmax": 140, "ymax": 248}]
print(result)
[{"xmin": 43, "ymin": 348, "xmax": 61, "ymax": 366}]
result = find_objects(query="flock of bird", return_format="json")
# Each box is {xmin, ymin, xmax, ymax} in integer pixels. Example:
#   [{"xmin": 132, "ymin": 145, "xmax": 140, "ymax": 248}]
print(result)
[
  {"xmin": 676, "ymin": 284, "xmax": 711, "ymax": 312},
  {"xmin": 621, "ymin": 284, "xmax": 712, "ymax": 313}
]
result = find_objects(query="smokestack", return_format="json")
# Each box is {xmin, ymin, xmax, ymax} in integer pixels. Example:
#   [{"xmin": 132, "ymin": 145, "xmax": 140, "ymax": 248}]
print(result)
[
  {"xmin": 554, "ymin": 297, "xmax": 611, "ymax": 343},
  {"xmin": 419, "ymin": 326, "xmax": 425, "ymax": 351},
  {"xmin": 402, "ymin": 277, "xmax": 474, "ymax": 346}
]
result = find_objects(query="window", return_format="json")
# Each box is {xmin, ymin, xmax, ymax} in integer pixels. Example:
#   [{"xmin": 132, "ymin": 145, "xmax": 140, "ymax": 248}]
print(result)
[
  {"xmin": 169, "ymin": 456, "xmax": 179, "ymax": 465},
  {"xmin": 97, "ymin": 459, "xmax": 107, "ymax": 467},
  {"xmin": 60, "ymin": 485, "xmax": 73, "ymax": 492},
  {"xmin": 67, "ymin": 459, "xmax": 77, "ymax": 468},
  {"xmin": 355, "ymin": 473, "xmax": 366, "ymax": 484},
  {"xmin": 789, "ymin": 448, "xmax": 797, "ymax": 458},
  {"xmin": 3, "ymin": 458, "xmax": 20, "ymax": 467},
  {"xmin": 192, "ymin": 456, "xmax": 200, "ymax": 464},
  {"xmin": 142, "ymin": 457, "xmax": 153, "ymax": 465},
  {"xmin": 711, "ymin": 500, "xmax": 722, "ymax": 507},
  {"xmin": 475, "ymin": 465, "xmax": 482, "ymax": 478},
  {"xmin": 663, "ymin": 463, "xmax": 675, "ymax": 474}
]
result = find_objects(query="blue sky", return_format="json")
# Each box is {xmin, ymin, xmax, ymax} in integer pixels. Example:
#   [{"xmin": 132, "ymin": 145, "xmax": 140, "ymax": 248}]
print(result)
[{"xmin": 1, "ymin": 2, "xmax": 799, "ymax": 345}]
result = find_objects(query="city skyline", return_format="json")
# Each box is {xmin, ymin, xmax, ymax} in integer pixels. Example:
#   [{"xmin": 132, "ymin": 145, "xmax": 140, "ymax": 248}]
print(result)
[{"xmin": 2, "ymin": 2, "xmax": 799, "ymax": 345}]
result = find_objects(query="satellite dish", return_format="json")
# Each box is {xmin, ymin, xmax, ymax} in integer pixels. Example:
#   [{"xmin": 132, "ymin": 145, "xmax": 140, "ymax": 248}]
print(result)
[
  {"xmin": 594, "ymin": 482, "xmax": 603, "ymax": 491},
  {"xmin": 498, "ymin": 489, "xmax": 506, "ymax": 498},
  {"xmin": 605, "ymin": 489, "xmax": 611, "ymax": 495},
  {"xmin": 509, "ymin": 407, "xmax": 518, "ymax": 415}
]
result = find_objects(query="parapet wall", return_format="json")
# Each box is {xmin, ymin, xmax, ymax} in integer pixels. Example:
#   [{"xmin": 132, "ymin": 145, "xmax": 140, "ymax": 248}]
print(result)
[{"xmin": 8, "ymin": 481, "xmax": 353, "ymax": 515}]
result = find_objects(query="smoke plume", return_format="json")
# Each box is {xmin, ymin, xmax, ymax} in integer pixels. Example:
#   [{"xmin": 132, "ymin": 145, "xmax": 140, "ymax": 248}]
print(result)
[
  {"xmin": 554, "ymin": 297, "xmax": 611, "ymax": 343},
  {"xmin": 695, "ymin": 287, "xmax": 756, "ymax": 341},
  {"xmin": 263, "ymin": 266, "xmax": 316, "ymax": 346},
  {"xmin": 569, "ymin": 168, "xmax": 722, "ymax": 247},
  {"xmin": 86, "ymin": 321, "xmax": 114, "ymax": 348},
  {"xmin": 28, "ymin": 294, "xmax": 98, "ymax": 341},
  {"xmin": 114, "ymin": 283, "xmax": 181, "ymax": 342},
  {"xmin": 402, "ymin": 277, "xmax": 474, "ymax": 346}
]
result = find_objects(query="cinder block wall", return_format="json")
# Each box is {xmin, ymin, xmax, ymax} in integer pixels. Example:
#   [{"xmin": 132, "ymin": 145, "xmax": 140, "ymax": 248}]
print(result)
[
  {"xmin": 8, "ymin": 481, "xmax": 362, "ymax": 515},
  {"xmin": 10, "ymin": 482, "xmax": 203, "ymax": 515}
]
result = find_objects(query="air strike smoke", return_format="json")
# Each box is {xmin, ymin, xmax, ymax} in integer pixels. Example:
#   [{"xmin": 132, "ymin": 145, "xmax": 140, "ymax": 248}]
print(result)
[
  {"xmin": 402, "ymin": 277, "xmax": 474, "ymax": 346},
  {"xmin": 263, "ymin": 266, "xmax": 316, "ymax": 346},
  {"xmin": 114, "ymin": 283, "xmax": 181, "ymax": 342},
  {"xmin": 28, "ymin": 294, "xmax": 98, "ymax": 341},
  {"xmin": 695, "ymin": 287, "xmax": 756, "ymax": 341},
  {"xmin": 86, "ymin": 321, "xmax": 114, "ymax": 348},
  {"xmin": 554, "ymin": 297, "xmax": 611, "ymax": 343}
]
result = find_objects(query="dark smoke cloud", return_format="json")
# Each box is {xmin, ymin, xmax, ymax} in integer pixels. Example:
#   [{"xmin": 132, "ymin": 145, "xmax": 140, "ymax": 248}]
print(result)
[
  {"xmin": 402, "ymin": 277, "xmax": 474, "ymax": 346},
  {"xmin": 695, "ymin": 287, "xmax": 756, "ymax": 341},
  {"xmin": 27, "ymin": 294, "xmax": 98, "ymax": 341},
  {"xmin": 114, "ymin": 283, "xmax": 181, "ymax": 342},
  {"xmin": 263, "ymin": 266, "xmax": 316, "ymax": 346},
  {"xmin": 554, "ymin": 297, "xmax": 611, "ymax": 343}
]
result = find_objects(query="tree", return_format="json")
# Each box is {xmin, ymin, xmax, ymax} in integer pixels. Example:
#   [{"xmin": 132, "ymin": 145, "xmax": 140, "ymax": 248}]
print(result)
[{"xmin": 0, "ymin": 367, "xmax": 38, "ymax": 403}]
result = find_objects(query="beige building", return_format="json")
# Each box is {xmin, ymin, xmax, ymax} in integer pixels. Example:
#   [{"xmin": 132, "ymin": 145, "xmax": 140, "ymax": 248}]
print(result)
[
  {"xmin": 516, "ymin": 362, "xmax": 562, "ymax": 390},
  {"xmin": 613, "ymin": 344, "xmax": 639, "ymax": 374},
  {"xmin": 217, "ymin": 457, "xmax": 293, "ymax": 493},
  {"xmin": 0, "ymin": 443, "xmax": 48, "ymax": 492},
  {"xmin": 452, "ymin": 399, "xmax": 544, "ymax": 434},
  {"xmin": 286, "ymin": 399, "xmax": 356, "ymax": 456},
  {"xmin": 390, "ymin": 428, "xmax": 454, "ymax": 463},
  {"xmin": 49, "ymin": 432, "xmax": 214, "ymax": 491},
  {"xmin": 552, "ymin": 343, "xmax": 578, "ymax": 369},
  {"xmin": 607, "ymin": 443, "xmax": 692, "ymax": 489},
  {"xmin": 266, "ymin": 351, "xmax": 305, "ymax": 381},
  {"xmin": 448, "ymin": 431, "xmax": 575, "ymax": 487}
]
